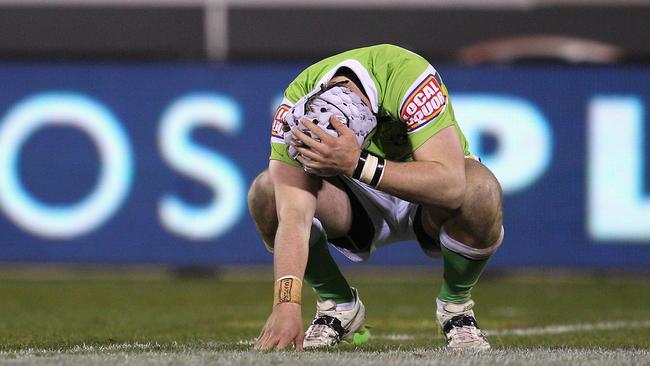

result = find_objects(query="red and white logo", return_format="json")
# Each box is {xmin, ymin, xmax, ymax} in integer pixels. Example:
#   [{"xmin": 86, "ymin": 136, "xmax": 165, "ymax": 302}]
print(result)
[
  {"xmin": 400, "ymin": 74, "xmax": 447, "ymax": 132},
  {"xmin": 271, "ymin": 104, "xmax": 291, "ymax": 139}
]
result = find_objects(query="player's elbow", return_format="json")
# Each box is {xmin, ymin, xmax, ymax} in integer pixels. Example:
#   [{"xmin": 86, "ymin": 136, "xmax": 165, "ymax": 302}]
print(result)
[
  {"xmin": 443, "ymin": 178, "xmax": 466, "ymax": 210},
  {"xmin": 438, "ymin": 169, "xmax": 467, "ymax": 210},
  {"xmin": 421, "ymin": 161, "xmax": 466, "ymax": 209},
  {"xmin": 418, "ymin": 174, "xmax": 465, "ymax": 209},
  {"xmin": 429, "ymin": 176, "xmax": 466, "ymax": 210}
]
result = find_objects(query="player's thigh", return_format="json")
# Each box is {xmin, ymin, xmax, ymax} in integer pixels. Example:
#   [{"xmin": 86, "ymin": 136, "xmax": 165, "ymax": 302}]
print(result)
[
  {"xmin": 443, "ymin": 158, "xmax": 503, "ymax": 247},
  {"xmin": 248, "ymin": 170, "xmax": 353, "ymax": 243},
  {"xmin": 314, "ymin": 177, "xmax": 354, "ymax": 239},
  {"xmin": 418, "ymin": 203, "xmax": 454, "ymax": 243}
]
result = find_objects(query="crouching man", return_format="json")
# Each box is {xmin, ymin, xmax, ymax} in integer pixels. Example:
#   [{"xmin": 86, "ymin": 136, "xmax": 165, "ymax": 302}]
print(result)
[{"xmin": 249, "ymin": 44, "xmax": 504, "ymax": 351}]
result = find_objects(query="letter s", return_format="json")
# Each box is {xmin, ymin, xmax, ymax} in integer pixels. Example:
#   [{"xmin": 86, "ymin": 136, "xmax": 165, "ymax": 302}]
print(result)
[{"xmin": 158, "ymin": 93, "xmax": 246, "ymax": 240}]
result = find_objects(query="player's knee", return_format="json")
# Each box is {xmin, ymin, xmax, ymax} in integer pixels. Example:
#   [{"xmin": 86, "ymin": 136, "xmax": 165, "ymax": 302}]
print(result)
[
  {"xmin": 248, "ymin": 170, "xmax": 274, "ymax": 216},
  {"xmin": 466, "ymin": 173, "xmax": 502, "ymax": 217},
  {"xmin": 247, "ymin": 170, "xmax": 277, "ymax": 249},
  {"xmin": 458, "ymin": 165, "xmax": 503, "ymax": 246}
]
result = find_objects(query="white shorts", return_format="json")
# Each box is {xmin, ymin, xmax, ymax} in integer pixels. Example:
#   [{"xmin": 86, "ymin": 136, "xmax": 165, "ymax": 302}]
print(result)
[{"xmin": 331, "ymin": 175, "xmax": 439, "ymax": 262}]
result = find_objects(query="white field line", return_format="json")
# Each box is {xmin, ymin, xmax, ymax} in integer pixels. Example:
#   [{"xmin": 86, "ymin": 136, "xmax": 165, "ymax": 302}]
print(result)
[
  {"xmin": 0, "ymin": 342, "xmax": 230, "ymax": 357},
  {"xmin": 3, "ymin": 348, "xmax": 650, "ymax": 366},
  {"xmin": 0, "ymin": 320, "xmax": 647, "ymax": 357},
  {"xmin": 488, "ymin": 320, "xmax": 650, "ymax": 336},
  {"xmin": 375, "ymin": 320, "xmax": 650, "ymax": 341}
]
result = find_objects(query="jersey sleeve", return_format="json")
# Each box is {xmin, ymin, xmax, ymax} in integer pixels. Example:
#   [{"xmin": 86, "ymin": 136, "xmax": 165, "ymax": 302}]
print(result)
[
  {"xmin": 397, "ymin": 65, "xmax": 459, "ymax": 152},
  {"xmin": 268, "ymin": 65, "xmax": 325, "ymax": 167},
  {"xmin": 269, "ymin": 97, "xmax": 301, "ymax": 167}
]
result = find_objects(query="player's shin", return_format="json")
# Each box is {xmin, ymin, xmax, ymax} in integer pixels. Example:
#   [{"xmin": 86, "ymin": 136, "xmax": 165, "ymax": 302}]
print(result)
[
  {"xmin": 437, "ymin": 226, "xmax": 504, "ymax": 304},
  {"xmin": 436, "ymin": 226, "xmax": 503, "ymax": 350},
  {"xmin": 303, "ymin": 218, "xmax": 354, "ymax": 304}
]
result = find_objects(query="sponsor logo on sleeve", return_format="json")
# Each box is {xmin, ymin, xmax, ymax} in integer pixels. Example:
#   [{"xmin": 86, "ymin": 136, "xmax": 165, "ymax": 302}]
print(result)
[
  {"xmin": 400, "ymin": 74, "xmax": 447, "ymax": 132},
  {"xmin": 271, "ymin": 104, "xmax": 291, "ymax": 139}
]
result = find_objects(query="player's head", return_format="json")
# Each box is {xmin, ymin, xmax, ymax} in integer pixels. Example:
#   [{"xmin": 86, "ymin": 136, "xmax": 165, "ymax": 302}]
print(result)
[
  {"xmin": 283, "ymin": 76, "xmax": 378, "ymax": 171},
  {"xmin": 327, "ymin": 67, "xmax": 372, "ymax": 110}
]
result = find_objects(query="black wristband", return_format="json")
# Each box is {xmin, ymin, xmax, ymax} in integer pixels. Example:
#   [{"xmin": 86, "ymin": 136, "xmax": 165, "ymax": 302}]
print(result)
[
  {"xmin": 369, "ymin": 157, "xmax": 385, "ymax": 187},
  {"xmin": 352, "ymin": 151, "xmax": 368, "ymax": 180}
]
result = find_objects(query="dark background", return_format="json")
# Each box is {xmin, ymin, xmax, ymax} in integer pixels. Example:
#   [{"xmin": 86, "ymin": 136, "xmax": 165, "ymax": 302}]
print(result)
[{"xmin": 0, "ymin": 2, "xmax": 648, "ymax": 63}]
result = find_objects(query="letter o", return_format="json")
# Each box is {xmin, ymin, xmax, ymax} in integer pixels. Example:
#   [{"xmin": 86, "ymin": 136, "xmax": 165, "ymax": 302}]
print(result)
[
  {"xmin": 0, "ymin": 93, "xmax": 133, "ymax": 239},
  {"xmin": 453, "ymin": 94, "xmax": 553, "ymax": 193}
]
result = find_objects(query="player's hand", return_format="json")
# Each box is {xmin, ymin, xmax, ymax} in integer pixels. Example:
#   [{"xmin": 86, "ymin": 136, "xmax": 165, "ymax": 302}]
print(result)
[
  {"xmin": 254, "ymin": 303, "xmax": 304, "ymax": 351},
  {"xmin": 291, "ymin": 116, "xmax": 361, "ymax": 177}
]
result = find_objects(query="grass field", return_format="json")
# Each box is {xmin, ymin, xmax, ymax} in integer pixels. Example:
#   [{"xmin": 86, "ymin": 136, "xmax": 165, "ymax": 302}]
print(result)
[{"xmin": 0, "ymin": 266, "xmax": 648, "ymax": 365}]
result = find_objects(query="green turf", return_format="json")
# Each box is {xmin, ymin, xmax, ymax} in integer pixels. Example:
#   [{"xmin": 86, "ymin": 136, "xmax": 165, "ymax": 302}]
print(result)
[{"xmin": 0, "ymin": 267, "xmax": 648, "ymax": 354}]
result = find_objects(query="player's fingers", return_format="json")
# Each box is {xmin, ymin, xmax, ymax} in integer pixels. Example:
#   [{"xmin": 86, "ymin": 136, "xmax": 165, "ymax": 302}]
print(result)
[
  {"xmin": 295, "ymin": 332, "xmax": 304, "ymax": 351},
  {"xmin": 253, "ymin": 338, "xmax": 264, "ymax": 349},
  {"xmin": 301, "ymin": 118, "xmax": 333, "ymax": 142},
  {"xmin": 296, "ymin": 155, "xmax": 322, "ymax": 168},
  {"xmin": 256, "ymin": 326, "xmax": 278, "ymax": 350},
  {"xmin": 276, "ymin": 335, "xmax": 292, "ymax": 350},
  {"xmin": 254, "ymin": 332, "xmax": 268, "ymax": 349},
  {"xmin": 295, "ymin": 155, "xmax": 312, "ymax": 168},
  {"xmin": 258, "ymin": 333, "xmax": 279, "ymax": 350},
  {"xmin": 329, "ymin": 115, "xmax": 352, "ymax": 136},
  {"xmin": 256, "ymin": 324, "xmax": 268, "ymax": 340},
  {"xmin": 291, "ymin": 128, "xmax": 326, "ymax": 153},
  {"xmin": 296, "ymin": 156, "xmax": 325, "ymax": 172},
  {"xmin": 294, "ymin": 145, "xmax": 322, "ymax": 161},
  {"xmin": 295, "ymin": 154, "xmax": 306, "ymax": 166},
  {"xmin": 289, "ymin": 137, "xmax": 305, "ymax": 147}
]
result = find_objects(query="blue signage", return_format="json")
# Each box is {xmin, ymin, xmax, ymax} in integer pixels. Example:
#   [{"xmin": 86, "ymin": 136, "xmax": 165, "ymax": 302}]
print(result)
[{"xmin": 0, "ymin": 63, "xmax": 648, "ymax": 268}]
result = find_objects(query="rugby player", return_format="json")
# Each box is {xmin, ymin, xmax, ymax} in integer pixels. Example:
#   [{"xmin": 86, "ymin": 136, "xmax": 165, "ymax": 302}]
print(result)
[{"xmin": 249, "ymin": 44, "xmax": 504, "ymax": 351}]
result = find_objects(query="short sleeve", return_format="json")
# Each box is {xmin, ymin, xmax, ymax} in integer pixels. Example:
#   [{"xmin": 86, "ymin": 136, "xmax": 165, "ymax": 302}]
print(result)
[
  {"xmin": 269, "ymin": 99, "xmax": 300, "ymax": 167},
  {"xmin": 398, "ymin": 66, "xmax": 457, "ymax": 151}
]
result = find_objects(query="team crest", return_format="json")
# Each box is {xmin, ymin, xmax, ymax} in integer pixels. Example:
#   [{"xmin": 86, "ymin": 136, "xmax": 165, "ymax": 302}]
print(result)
[
  {"xmin": 271, "ymin": 104, "xmax": 291, "ymax": 139},
  {"xmin": 400, "ymin": 74, "xmax": 447, "ymax": 132}
]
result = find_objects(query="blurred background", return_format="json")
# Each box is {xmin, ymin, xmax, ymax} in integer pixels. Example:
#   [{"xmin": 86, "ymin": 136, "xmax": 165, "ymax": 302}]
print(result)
[{"xmin": 0, "ymin": 0, "xmax": 649, "ymax": 271}]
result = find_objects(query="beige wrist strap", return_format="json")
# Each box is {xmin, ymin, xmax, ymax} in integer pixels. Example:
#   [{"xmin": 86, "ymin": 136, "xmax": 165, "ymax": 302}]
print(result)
[{"xmin": 273, "ymin": 275, "xmax": 302, "ymax": 306}]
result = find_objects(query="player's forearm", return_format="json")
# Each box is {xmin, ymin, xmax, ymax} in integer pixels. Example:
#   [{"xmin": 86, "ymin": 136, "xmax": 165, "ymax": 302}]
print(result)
[
  {"xmin": 273, "ymin": 212, "xmax": 312, "ymax": 280},
  {"xmin": 376, "ymin": 159, "xmax": 466, "ymax": 209},
  {"xmin": 268, "ymin": 160, "xmax": 319, "ymax": 280}
]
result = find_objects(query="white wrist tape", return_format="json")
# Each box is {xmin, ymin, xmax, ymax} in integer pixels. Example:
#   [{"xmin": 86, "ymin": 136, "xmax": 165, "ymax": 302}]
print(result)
[
  {"xmin": 359, "ymin": 154, "xmax": 379, "ymax": 184},
  {"xmin": 352, "ymin": 151, "xmax": 386, "ymax": 187}
]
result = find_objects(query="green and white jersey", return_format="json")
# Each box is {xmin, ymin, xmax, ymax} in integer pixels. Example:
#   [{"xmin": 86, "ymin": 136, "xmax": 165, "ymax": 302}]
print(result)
[{"xmin": 270, "ymin": 44, "xmax": 470, "ymax": 166}]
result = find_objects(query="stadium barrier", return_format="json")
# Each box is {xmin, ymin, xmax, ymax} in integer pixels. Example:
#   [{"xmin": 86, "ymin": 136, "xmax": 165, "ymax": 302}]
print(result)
[{"xmin": 0, "ymin": 1, "xmax": 649, "ymax": 62}]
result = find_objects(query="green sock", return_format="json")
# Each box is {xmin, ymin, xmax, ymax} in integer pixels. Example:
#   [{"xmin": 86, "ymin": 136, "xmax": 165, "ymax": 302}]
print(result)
[
  {"xmin": 304, "ymin": 233, "xmax": 354, "ymax": 303},
  {"xmin": 438, "ymin": 244, "xmax": 490, "ymax": 304}
]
